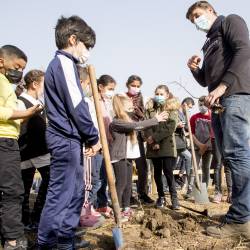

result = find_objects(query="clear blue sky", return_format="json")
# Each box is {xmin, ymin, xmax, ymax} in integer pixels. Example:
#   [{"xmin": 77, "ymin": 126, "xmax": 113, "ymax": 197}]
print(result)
[{"xmin": 1, "ymin": 0, "xmax": 250, "ymax": 102}]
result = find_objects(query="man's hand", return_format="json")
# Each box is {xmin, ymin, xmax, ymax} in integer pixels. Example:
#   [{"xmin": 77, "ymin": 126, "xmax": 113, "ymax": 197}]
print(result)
[
  {"xmin": 187, "ymin": 55, "xmax": 201, "ymax": 71},
  {"xmin": 205, "ymin": 83, "xmax": 227, "ymax": 107},
  {"xmin": 85, "ymin": 141, "xmax": 101, "ymax": 157}
]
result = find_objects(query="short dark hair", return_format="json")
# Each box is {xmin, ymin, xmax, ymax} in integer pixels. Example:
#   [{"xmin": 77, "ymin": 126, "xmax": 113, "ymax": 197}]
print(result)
[
  {"xmin": 97, "ymin": 75, "xmax": 116, "ymax": 87},
  {"xmin": 126, "ymin": 75, "xmax": 143, "ymax": 87},
  {"xmin": 198, "ymin": 95, "xmax": 206, "ymax": 103},
  {"xmin": 55, "ymin": 15, "xmax": 96, "ymax": 50},
  {"xmin": 182, "ymin": 97, "xmax": 195, "ymax": 106},
  {"xmin": 0, "ymin": 45, "xmax": 27, "ymax": 62},
  {"xmin": 24, "ymin": 70, "xmax": 44, "ymax": 88},
  {"xmin": 186, "ymin": 1, "xmax": 217, "ymax": 20}
]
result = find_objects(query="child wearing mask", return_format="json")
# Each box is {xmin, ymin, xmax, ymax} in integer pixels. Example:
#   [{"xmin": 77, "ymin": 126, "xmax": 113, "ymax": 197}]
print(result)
[
  {"xmin": 0, "ymin": 45, "xmax": 42, "ymax": 249},
  {"xmin": 190, "ymin": 96, "xmax": 213, "ymax": 188},
  {"xmin": 95, "ymin": 75, "xmax": 117, "ymax": 217},
  {"xmin": 145, "ymin": 85, "xmax": 180, "ymax": 210},
  {"xmin": 38, "ymin": 16, "xmax": 100, "ymax": 249},
  {"xmin": 109, "ymin": 94, "xmax": 168, "ymax": 220},
  {"xmin": 124, "ymin": 75, "xmax": 154, "ymax": 204}
]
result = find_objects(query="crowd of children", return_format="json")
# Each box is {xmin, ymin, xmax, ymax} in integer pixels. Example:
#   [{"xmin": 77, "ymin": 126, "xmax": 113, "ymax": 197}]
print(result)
[{"xmin": 0, "ymin": 3, "xmax": 245, "ymax": 249}]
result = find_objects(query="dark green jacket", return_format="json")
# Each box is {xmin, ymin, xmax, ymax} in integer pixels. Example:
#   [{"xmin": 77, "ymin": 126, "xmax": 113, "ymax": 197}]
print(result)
[{"xmin": 145, "ymin": 102, "xmax": 178, "ymax": 158}]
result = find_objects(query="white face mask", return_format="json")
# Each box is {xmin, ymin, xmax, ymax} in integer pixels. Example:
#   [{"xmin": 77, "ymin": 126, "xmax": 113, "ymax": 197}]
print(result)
[
  {"xmin": 128, "ymin": 86, "xmax": 140, "ymax": 96},
  {"xmin": 78, "ymin": 49, "xmax": 90, "ymax": 64},
  {"xmin": 104, "ymin": 90, "xmax": 114, "ymax": 99},
  {"xmin": 194, "ymin": 14, "xmax": 211, "ymax": 33},
  {"xmin": 73, "ymin": 41, "xmax": 90, "ymax": 64}
]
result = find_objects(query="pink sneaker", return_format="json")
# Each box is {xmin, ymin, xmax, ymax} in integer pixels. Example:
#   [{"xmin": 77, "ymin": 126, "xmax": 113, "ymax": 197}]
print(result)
[
  {"xmin": 213, "ymin": 192, "xmax": 222, "ymax": 204},
  {"xmin": 80, "ymin": 214, "xmax": 105, "ymax": 229},
  {"xmin": 121, "ymin": 207, "xmax": 134, "ymax": 221},
  {"xmin": 81, "ymin": 204, "xmax": 101, "ymax": 217},
  {"xmin": 90, "ymin": 206, "xmax": 102, "ymax": 217},
  {"xmin": 96, "ymin": 206, "xmax": 113, "ymax": 218}
]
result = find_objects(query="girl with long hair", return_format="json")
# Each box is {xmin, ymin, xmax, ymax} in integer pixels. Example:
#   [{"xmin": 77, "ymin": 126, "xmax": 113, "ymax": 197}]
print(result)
[
  {"xmin": 145, "ymin": 84, "xmax": 181, "ymax": 210},
  {"xmin": 109, "ymin": 94, "xmax": 168, "ymax": 220}
]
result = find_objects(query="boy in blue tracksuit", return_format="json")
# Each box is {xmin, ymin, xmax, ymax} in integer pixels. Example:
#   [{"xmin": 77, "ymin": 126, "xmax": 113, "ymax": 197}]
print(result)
[{"xmin": 38, "ymin": 16, "xmax": 100, "ymax": 249}]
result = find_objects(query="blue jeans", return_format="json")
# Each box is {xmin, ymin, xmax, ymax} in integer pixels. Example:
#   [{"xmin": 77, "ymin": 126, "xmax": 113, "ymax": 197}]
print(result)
[
  {"xmin": 178, "ymin": 149, "xmax": 192, "ymax": 190},
  {"xmin": 212, "ymin": 94, "xmax": 250, "ymax": 223},
  {"xmin": 96, "ymin": 157, "xmax": 109, "ymax": 208},
  {"xmin": 88, "ymin": 154, "xmax": 102, "ymax": 204}
]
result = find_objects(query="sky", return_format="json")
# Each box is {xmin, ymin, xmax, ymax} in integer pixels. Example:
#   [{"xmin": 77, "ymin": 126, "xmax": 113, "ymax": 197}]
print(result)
[{"xmin": 1, "ymin": 0, "xmax": 250, "ymax": 103}]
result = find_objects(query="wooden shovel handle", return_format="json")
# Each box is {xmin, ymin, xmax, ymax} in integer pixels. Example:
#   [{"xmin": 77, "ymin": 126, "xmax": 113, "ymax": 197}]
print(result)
[
  {"xmin": 88, "ymin": 65, "xmax": 121, "ymax": 227},
  {"xmin": 184, "ymin": 105, "xmax": 201, "ymax": 191}
]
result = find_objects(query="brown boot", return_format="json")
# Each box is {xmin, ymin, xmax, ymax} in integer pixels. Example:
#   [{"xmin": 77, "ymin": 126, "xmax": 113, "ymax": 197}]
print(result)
[{"xmin": 207, "ymin": 221, "xmax": 250, "ymax": 240}]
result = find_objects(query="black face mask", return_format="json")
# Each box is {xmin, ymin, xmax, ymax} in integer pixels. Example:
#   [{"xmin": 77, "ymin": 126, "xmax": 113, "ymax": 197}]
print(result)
[{"xmin": 5, "ymin": 69, "xmax": 23, "ymax": 84}]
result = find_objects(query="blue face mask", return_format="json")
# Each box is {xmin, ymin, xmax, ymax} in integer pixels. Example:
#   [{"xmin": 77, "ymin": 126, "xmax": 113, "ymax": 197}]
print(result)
[
  {"xmin": 154, "ymin": 95, "xmax": 166, "ymax": 105},
  {"xmin": 194, "ymin": 15, "xmax": 211, "ymax": 33}
]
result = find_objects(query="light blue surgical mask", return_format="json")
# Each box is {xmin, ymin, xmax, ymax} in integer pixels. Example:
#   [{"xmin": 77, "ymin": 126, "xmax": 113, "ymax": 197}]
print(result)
[
  {"xmin": 194, "ymin": 15, "xmax": 211, "ymax": 33},
  {"xmin": 154, "ymin": 95, "xmax": 166, "ymax": 105}
]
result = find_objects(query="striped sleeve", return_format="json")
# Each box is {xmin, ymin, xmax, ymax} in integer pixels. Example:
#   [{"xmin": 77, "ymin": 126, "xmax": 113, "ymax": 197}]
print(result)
[{"xmin": 56, "ymin": 55, "xmax": 99, "ymax": 145}]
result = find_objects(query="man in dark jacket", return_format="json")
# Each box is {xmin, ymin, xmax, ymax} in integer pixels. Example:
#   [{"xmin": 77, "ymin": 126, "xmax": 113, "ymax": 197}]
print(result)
[{"xmin": 186, "ymin": 1, "xmax": 250, "ymax": 239}]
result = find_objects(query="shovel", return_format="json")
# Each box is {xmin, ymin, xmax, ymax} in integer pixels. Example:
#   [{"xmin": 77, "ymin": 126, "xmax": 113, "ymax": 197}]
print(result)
[
  {"xmin": 88, "ymin": 65, "xmax": 123, "ymax": 250},
  {"xmin": 184, "ymin": 105, "xmax": 209, "ymax": 204}
]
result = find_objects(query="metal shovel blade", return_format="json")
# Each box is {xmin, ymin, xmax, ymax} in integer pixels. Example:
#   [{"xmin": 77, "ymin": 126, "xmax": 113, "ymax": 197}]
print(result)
[
  {"xmin": 192, "ymin": 182, "xmax": 209, "ymax": 204},
  {"xmin": 112, "ymin": 227, "xmax": 123, "ymax": 250}
]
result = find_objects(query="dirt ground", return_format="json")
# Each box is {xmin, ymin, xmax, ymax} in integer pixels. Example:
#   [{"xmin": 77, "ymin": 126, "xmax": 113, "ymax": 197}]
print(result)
[
  {"xmin": 82, "ymin": 194, "xmax": 250, "ymax": 250},
  {"xmin": 1, "ymin": 192, "xmax": 250, "ymax": 250}
]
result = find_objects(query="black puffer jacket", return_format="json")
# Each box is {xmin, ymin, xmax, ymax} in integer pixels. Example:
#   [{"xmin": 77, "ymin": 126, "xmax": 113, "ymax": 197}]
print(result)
[{"xmin": 192, "ymin": 15, "xmax": 250, "ymax": 96}]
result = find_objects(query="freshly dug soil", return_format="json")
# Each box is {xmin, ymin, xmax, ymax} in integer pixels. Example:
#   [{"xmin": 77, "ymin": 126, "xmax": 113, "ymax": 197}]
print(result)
[{"xmin": 1, "ymin": 195, "xmax": 250, "ymax": 249}]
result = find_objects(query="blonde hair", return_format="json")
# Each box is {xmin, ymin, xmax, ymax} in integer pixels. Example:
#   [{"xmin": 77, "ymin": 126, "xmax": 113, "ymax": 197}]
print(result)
[{"xmin": 113, "ymin": 94, "xmax": 137, "ymax": 144}]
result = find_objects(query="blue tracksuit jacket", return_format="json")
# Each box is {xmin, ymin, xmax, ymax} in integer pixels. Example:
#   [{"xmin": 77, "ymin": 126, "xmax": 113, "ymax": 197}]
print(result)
[{"xmin": 44, "ymin": 50, "xmax": 99, "ymax": 145}]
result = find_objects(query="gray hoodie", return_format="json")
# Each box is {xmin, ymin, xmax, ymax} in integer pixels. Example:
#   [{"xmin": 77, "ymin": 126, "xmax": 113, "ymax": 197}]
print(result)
[{"xmin": 109, "ymin": 117, "xmax": 158, "ymax": 162}]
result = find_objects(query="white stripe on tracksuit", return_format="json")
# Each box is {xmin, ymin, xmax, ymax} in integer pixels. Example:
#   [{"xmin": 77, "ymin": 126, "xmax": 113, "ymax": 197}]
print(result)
[{"xmin": 83, "ymin": 156, "xmax": 92, "ymax": 207}]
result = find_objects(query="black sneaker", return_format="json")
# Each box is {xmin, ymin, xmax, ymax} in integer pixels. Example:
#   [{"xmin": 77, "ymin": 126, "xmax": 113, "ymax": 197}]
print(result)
[
  {"xmin": 130, "ymin": 196, "xmax": 139, "ymax": 208},
  {"xmin": 139, "ymin": 194, "xmax": 154, "ymax": 204},
  {"xmin": 75, "ymin": 227, "xmax": 86, "ymax": 237},
  {"xmin": 156, "ymin": 197, "xmax": 165, "ymax": 208},
  {"xmin": 184, "ymin": 189, "xmax": 192, "ymax": 200},
  {"xmin": 74, "ymin": 238, "xmax": 90, "ymax": 249},
  {"xmin": 171, "ymin": 197, "xmax": 180, "ymax": 210},
  {"xmin": 4, "ymin": 237, "xmax": 27, "ymax": 250}
]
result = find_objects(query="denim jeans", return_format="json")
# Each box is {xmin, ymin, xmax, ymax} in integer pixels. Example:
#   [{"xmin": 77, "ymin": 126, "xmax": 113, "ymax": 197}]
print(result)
[
  {"xmin": 96, "ymin": 156, "xmax": 109, "ymax": 208},
  {"xmin": 88, "ymin": 154, "xmax": 102, "ymax": 204},
  {"xmin": 210, "ymin": 138, "xmax": 232, "ymax": 194},
  {"xmin": 195, "ymin": 150, "xmax": 212, "ymax": 188},
  {"xmin": 212, "ymin": 94, "xmax": 250, "ymax": 223},
  {"xmin": 178, "ymin": 149, "xmax": 192, "ymax": 190}
]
